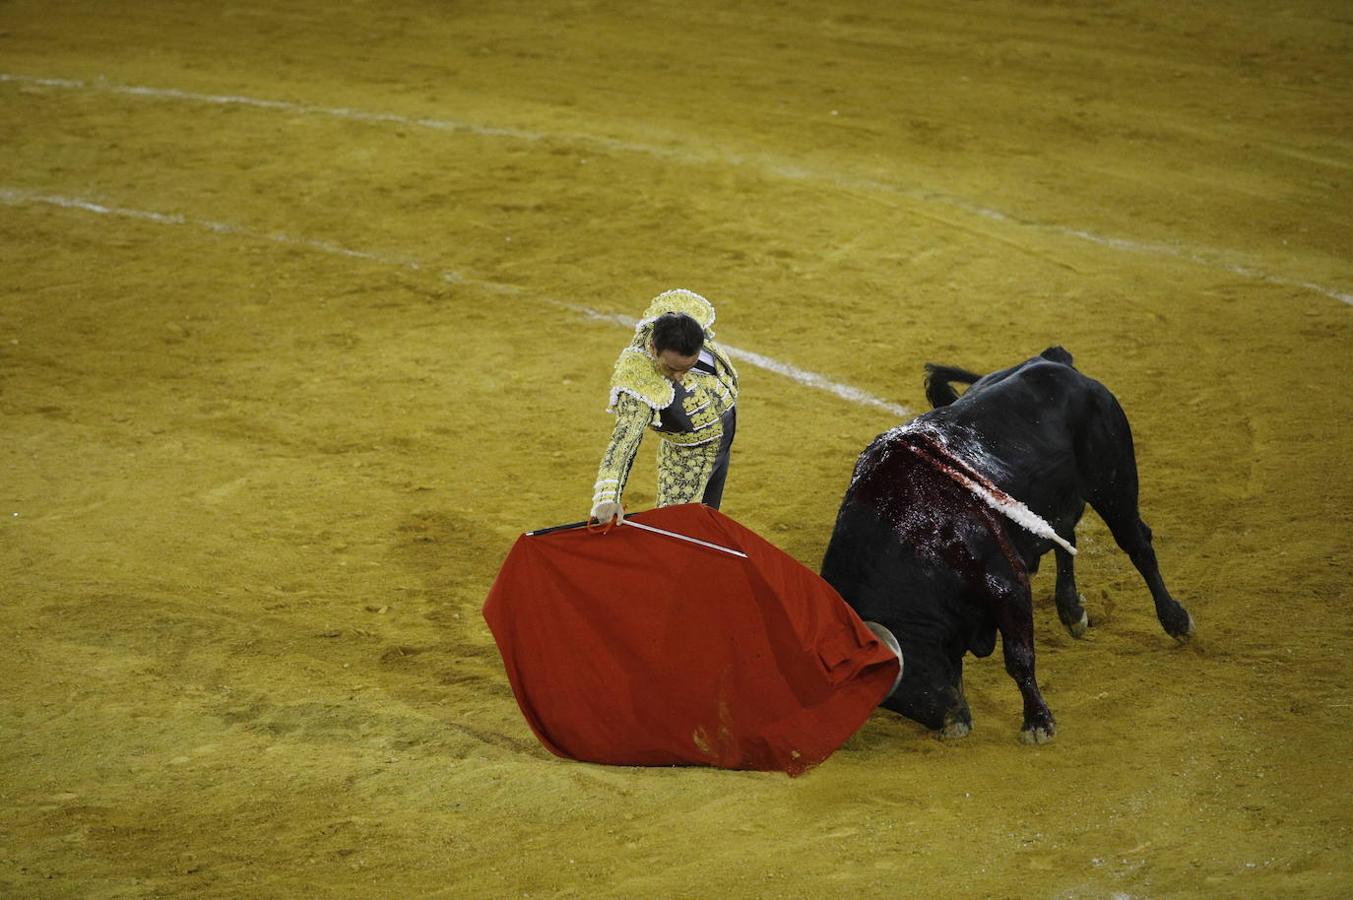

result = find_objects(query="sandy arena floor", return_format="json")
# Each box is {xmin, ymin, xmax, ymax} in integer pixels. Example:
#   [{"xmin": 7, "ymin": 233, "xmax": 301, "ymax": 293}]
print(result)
[{"xmin": 2, "ymin": 1, "xmax": 1351, "ymax": 896}]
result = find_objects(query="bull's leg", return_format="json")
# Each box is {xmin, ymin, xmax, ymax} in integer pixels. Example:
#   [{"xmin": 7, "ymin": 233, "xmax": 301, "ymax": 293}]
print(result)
[
  {"xmin": 1078, "ymin": 396, "xmax": 1195, "ymax": 642},
  {"xmin": 1053, "ymin": 539, "xmax": 1089, "ymax": 638},
  {"xmin": 1103, "ymin": 516, "xmax": 1194, "ymax": 641},
  {"xmin": 940, "ymin": 658, "xmax": 972, "ymax": 739},
  {"xmin": 989, "ymin": 576, "xmax": 1055, "ymax": 743}
]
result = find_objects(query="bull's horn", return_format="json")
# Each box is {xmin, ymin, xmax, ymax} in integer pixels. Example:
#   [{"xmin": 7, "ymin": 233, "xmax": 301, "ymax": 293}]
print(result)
[{"xmin": 863, "ymin": 621, "xmax": 904, "ymax": 699}]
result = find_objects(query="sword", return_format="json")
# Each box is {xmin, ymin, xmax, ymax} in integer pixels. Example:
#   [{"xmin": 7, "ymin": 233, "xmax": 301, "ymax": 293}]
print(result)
[{"xmin": 526, "ymin": 515, "xmax": 748, "ymax": 558}]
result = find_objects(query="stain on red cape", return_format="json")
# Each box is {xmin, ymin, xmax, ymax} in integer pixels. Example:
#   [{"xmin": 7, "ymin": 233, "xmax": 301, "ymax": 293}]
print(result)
[{"xmin": 482, "ymin": 504, "xmax": 899, "ymax": 776}]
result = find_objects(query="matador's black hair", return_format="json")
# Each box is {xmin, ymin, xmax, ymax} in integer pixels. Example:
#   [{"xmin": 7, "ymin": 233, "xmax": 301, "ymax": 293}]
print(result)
[{"xmin": 651, "ymin": 312, "xmax": 704, "ymax": 357}]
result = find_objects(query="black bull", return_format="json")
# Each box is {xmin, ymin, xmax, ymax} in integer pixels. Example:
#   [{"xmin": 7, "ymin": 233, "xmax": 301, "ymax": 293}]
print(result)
[{"xmin": 820, "ymin": 347, "xmax": 1194, "ymax": 743}]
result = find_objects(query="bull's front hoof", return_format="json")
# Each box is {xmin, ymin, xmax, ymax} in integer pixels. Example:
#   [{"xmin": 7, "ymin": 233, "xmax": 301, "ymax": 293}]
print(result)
[
  {"xmin": 1067, "ymin": 609, "xmax": 1089, "ymax": 639},
  {"xmin": 940, "ymin": 721, "xmax": 971, "ymax": 740},
  {"xmin": 1019, "ymin": 724, "xmax": 1055, "ymax": 745}
]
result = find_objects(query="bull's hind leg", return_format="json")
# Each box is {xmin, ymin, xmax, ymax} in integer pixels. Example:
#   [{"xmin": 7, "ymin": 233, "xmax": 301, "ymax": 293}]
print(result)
[
  {"xmin": 989, "ymin": 576, "xmax": 1055, "ymax": 744},
  {"xmin": 1053, "ymin": 539, "xmax": 1089, "ymax": 638},
  {"xmin": 1101, "ymin": 515, "xmax": 1194, "ymax": 641},
  {"xmin": 1079, "ymin": 394, "xmax": 1195, "ymax": 642}
]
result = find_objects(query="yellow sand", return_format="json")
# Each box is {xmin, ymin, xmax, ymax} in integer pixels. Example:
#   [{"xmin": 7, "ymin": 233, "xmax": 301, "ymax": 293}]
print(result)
[{"xmin": 2, "ymin": 1, "xmax": 1350, "ymax": 896}]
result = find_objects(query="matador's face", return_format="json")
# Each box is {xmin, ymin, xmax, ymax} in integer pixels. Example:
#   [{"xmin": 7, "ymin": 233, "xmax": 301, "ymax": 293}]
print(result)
[{"xmin": 650, "ymin": 344, "xmax": 699, "ymax": 383}]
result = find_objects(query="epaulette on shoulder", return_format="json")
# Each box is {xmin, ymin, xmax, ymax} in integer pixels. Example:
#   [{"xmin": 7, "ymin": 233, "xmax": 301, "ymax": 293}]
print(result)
[{"xmin": 607, "ymin": 347, "xmax": 673, "ymax": 414}]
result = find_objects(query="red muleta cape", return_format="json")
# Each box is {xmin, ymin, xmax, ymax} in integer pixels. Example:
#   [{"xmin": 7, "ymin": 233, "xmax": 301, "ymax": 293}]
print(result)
[{"xmin": 482, "ymin": 504, "xmax": 899, "ymax": 776}]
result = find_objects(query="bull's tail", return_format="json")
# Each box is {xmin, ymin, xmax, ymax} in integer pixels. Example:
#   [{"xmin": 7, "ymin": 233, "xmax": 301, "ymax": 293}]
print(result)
[{"xmin": 924, "ymin": 363, "xmax": 982, "ymax": 408}]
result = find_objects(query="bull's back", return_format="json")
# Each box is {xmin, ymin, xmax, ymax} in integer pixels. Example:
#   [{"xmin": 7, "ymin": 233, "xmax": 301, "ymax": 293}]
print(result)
[
  {"xmin": 936, "ymin": 359, "xmax": 1086, "ymax": 432},
  {"xmin": 916, "ymin": 358, "xmax": 1121, "ymax": 531}
]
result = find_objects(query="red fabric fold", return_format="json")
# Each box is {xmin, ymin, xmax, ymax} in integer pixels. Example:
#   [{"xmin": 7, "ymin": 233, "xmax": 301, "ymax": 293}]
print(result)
[{"xmin": 482, "ymin": 504, "xmax": 898, "ymax": 776}]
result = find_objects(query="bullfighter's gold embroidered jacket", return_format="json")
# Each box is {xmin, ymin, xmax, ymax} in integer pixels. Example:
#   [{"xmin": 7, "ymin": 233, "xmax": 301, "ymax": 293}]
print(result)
[{"xmin": 592, "ymin": 290, "xmax": 738, "ymax": 513}]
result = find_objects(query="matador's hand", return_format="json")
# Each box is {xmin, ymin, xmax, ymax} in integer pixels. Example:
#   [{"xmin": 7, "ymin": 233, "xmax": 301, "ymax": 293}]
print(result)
[{"xmin": 590, "ymin": 500, "xmax": 625, "ymax": 525}]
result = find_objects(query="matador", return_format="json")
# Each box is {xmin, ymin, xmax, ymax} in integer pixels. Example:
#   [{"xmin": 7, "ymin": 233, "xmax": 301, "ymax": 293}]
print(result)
[{"xmin": 590, "ymin": 289, "xmax": 739, "ymax": 523}]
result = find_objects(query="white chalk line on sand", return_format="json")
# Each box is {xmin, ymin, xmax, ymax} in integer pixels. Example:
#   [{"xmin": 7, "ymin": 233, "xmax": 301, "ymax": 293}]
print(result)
[
  {"xmin": 0, "ymin": 187, "xmax": 912, "ymax": 418},
  {"xmin": 4, "ymin": 71, "xmax": 1350, "ymax": 307}
]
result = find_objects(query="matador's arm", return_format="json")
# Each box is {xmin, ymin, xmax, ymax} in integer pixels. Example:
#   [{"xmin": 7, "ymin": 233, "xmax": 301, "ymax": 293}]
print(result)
[{"xmin": 591, "ymin": 393, "xmax": 650, "ymax": 519}]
